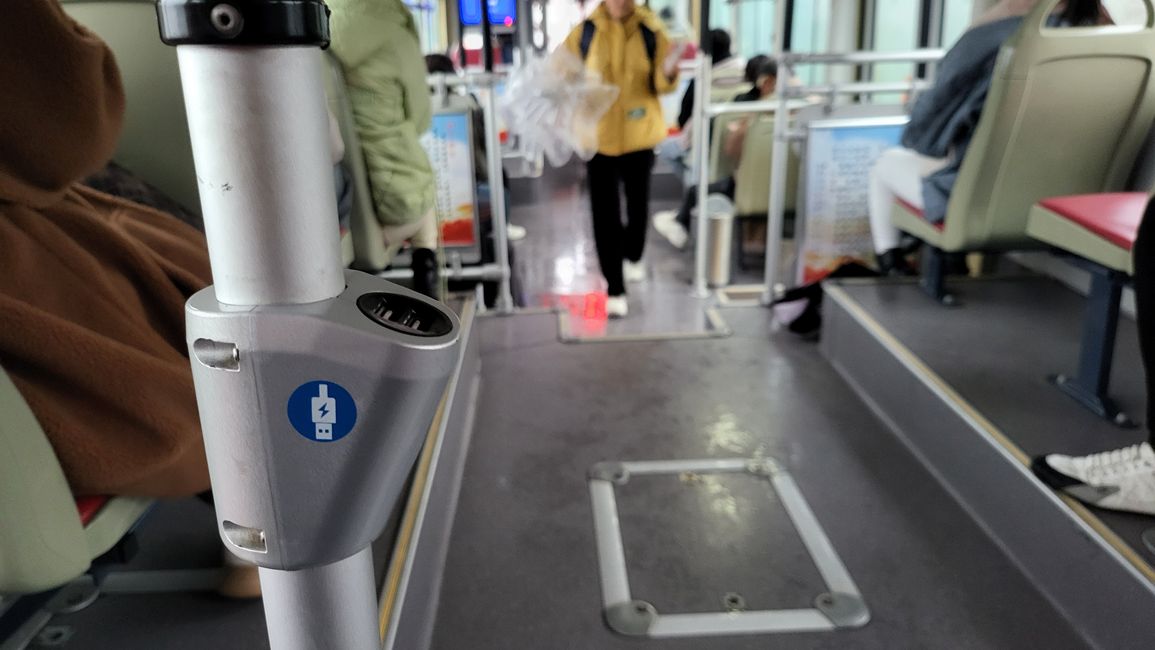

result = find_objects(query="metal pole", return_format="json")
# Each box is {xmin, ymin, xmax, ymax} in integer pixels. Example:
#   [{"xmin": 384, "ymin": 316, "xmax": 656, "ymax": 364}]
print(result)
[
  {"xmin": 690, "ymin": 52, "xmax": 713, "ymax": 297},
  {"xmin": 480, "ymin": 79, "xmax": 514, "ymax": 314},
  {"xmin": 477, "ymin": 0, "xmax": 514, "ymax": 312},
  {"xmin": 777, "ymin": 49, "xmax": 945, "ymax": 65},
  {"xmin": 177, "ymin": 47, "xmax": 344, "ymax": 306},
  {"xmin": 516, "ymin": 0, "xmax": 532, "ymax": 62},
  {"xmin": 689, "ymin": 0, "xmax": 714, "ymax": 297},
  {"xmin": 761, "ymin": 0, "xmax": 790, "ymax": 305},
  {"xmin": 161, "ymin": 3, "xmax": 378, "ymax": 648},
  {"xmin": 481, "ymin": 0, "xmax": 495, "ymax": 72},
  {"xmin": 260, "ymin": 548, "xmax": 380, "ymax": 650}
]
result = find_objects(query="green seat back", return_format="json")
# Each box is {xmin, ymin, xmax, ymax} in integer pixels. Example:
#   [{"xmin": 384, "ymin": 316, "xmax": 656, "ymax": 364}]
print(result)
[
  {"xmin": 708, "ymin": 113, "xmax": 747, "ymax": 184},
  {"xmin": 62, "ymin": 1, "xmax": 201, "ymax": 215},
  {"xmin": 733, "ymin": 116, "xmax": 799, "ymax": 216},
  {"xmin": 934, "ymin": 0, "xmax": 1155, "ymax": 251},
  {"xmin": 0, "ymin": 366, "xmax": 90, "ymax": 593}
]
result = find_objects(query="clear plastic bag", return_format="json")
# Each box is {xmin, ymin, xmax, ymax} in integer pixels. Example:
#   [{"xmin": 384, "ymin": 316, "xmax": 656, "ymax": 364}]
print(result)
[{"xmin": 499, "ymin": 49, "xmax": 619, "ymax": 167}]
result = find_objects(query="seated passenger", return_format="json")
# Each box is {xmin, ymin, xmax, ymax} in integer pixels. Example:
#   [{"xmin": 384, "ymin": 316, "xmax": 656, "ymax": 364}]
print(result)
[
  {"xmin": 327, "ymin": 0, "xmax": 441, "ymax": 297},
  {"xmin": 653, "ymin": 59, "xmax": 778, "ymax": 250},
  {"xmin": 0, "ymin": 0, "xmax": 211, "ymax": 499},
  {"xmin": 1033, "ymin": 197, "xmax": 1155, "ymax": 516},
  {"xmin": 0, "ymin": 0, "xmax": 270, "ymax": 599},
  {"xmin": 866, "ymin": 0, "xmax": 1110, "ymax": 275},
  {"xmin": 733, "ymin": 54, "xmax": 771, "ymax": 103},
  {"xmin": 658, "ymin": 29, "xmax": 744, "ymax": 176},
  {"xmin": 676, "ymin": 29, "xmax": 746, "ymax": 132}
]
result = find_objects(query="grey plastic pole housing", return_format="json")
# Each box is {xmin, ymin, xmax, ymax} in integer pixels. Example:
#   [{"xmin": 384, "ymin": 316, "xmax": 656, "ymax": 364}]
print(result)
[{"xmin": 186, "ymin": 270, "xmax": 460, "ymax": 570}]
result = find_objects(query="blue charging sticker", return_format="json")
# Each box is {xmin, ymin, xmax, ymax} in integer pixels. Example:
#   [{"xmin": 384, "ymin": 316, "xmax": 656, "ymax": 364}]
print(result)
[{"xmin": 287, "ymin": 381, "xmax": 357, "ymax": 442}]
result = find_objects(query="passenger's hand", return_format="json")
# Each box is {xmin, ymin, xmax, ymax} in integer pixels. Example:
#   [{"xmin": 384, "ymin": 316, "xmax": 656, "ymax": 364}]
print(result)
[{"xmin": 663, "ymin": 41, "xmax": 689, "ymax": 79}]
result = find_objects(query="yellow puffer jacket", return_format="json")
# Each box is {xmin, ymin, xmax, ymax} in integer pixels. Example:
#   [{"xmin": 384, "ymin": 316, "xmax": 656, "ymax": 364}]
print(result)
[{"xmin": 564, "ymin": 5, "xmax": 679, "ymax": 157}]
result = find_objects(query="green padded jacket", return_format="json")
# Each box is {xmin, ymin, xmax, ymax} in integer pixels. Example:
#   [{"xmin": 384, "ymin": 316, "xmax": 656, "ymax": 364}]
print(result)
[{"xmin": 328, "ymin": 0, "xmax": 434, "ymax": 227}]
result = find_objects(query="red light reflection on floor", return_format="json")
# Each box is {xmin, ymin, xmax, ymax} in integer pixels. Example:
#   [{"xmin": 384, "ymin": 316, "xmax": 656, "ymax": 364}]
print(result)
[{"xmin": 540, "ymin": 291, "xmax": 608, "ymax": 337}]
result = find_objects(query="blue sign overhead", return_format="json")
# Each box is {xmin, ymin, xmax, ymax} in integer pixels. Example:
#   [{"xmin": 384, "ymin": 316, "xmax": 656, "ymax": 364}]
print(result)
[
  {"xmin": 459, "ymin": 0, "xmax": 517, "ymax": 26},
  {"xmin": 287, "ymin": 381, "xmax": 357, "ymax": 442}
]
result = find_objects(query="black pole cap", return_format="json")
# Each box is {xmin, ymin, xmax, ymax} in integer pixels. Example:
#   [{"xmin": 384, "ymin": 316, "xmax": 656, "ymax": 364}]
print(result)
[{"xmin": 156, "ymin": 0, "xmax": 330, "ymax": 47}]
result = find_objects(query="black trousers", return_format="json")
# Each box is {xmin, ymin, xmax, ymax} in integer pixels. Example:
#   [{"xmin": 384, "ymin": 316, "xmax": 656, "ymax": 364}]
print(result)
[
  {"xmin": 676, "ymin": 176, "xmax": 737, "ymax": 230},
  {"xmin": 1135, "ymin": 198, "xmax": 1155, "ymax": 444},
  {"xmin": 586, "ymin": 150, "xmax": 656, "ymax": 296}
]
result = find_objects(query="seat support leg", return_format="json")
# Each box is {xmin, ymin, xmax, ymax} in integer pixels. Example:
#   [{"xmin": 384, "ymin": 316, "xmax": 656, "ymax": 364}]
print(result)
[
  {"xmin": 1051, "ymin": 266, "xmax": 1135, "ymax": 427},
  {"xmin": 919, "ymin": 246, "xmax": 957, "ymax": 306}
]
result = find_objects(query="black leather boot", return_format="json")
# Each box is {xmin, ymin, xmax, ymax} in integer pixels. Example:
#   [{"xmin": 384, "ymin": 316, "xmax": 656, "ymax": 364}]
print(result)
[
  {"xmin": 876, "ymin": 248, "xmax": 916, "ymax": 277},
  {"xmin": 410, "ymin": 247, "xmax": 439, "ymax": 299}
]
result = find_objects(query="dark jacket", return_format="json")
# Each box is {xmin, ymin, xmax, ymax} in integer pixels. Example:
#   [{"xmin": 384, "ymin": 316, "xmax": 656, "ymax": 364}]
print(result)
[{"xmin": 901, "ymin": 17, "xmax": 1024, "ymax": 223}]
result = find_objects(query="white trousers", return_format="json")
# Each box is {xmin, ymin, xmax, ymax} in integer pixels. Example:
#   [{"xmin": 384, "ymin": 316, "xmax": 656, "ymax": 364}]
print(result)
[{"xmin": 867, "ymin": 147, "xmax": 949, "ymax": 253}]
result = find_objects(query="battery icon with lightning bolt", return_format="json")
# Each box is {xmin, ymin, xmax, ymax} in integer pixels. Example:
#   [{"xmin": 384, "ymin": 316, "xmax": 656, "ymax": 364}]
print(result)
[{"xmin": 311, "ymin": 384, "xmax": 338, "ymax": 440}]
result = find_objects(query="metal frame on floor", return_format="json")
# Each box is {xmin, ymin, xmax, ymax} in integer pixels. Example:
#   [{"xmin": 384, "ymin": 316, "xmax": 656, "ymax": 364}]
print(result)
[{"xmin": 587, "ymin": 458, "xmax": 869, "ymax": 639}]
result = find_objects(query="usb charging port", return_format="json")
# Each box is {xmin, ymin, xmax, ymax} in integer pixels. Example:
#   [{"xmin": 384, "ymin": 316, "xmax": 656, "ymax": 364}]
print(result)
[{"xmin": 356, "ymin": 292, "xmax": 453, "ymax": 337}]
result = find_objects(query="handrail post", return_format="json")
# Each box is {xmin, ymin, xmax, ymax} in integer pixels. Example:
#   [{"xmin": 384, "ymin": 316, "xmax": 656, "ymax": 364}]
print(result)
[
  {"xmin": 690, "ymin": 51, "xmax": 713, "ymax": 298},
  {"xmin": 761, "ymin": 0, "xmax": 791, "ymax": 305}
]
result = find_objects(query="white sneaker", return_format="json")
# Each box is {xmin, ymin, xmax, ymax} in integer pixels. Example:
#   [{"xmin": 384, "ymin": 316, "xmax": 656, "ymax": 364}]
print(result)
[
  {"xmin": 606, "ymin": 296, "xmax": 629, "ymax": 319},
  {"xmin": 1032, "ymin": 442, "xmax": 1155, "ymax": 515},
  {"xmin": 623, "ymin": 260, "xmax": 647, "ymax": 283},
  {"xmin": 507, "ymin": 224, "xmax": 527, "ymax": 242},
  {"xmin": 652, "ymin": 210, "xmax": 689, "ymax": 250}
]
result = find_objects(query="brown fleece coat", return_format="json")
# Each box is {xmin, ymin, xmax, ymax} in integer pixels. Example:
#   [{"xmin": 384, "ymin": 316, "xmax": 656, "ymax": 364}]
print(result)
[{"xmin": 0, "ymin": 0, "xmax": 212, "ymax": 497}]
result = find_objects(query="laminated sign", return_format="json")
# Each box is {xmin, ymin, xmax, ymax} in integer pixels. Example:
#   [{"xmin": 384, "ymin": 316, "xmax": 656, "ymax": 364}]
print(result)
[{"xmin": 798, "ymin": 119, "xmax": 906, "ymax": 283}]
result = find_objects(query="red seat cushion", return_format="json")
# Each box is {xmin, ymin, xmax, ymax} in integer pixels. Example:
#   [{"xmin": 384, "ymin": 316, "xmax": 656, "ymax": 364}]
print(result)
[
  {"xmin": 895, "ymin": 197, "xmax": 944, "ymax": 231},
  {"xmin": 75, "ymin": 496, "xmax": 109, "ymax": 526},
  {"xmin": 1037, "ymin": 192, "xmax": 1147, "ymax": 251}
]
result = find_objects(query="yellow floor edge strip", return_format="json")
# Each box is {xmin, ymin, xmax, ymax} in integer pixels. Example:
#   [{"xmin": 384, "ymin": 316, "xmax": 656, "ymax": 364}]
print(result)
[
  {"xmin": 376, "ymin": 299, "xmax": 476, "ymax": 642},
  {"xmin": 826, "ymin": 283, "xmax": 1155, "ymax": 584},
  {"xmin": 378, "ymin": 393, "xmax": 449, "ymax": 642}
]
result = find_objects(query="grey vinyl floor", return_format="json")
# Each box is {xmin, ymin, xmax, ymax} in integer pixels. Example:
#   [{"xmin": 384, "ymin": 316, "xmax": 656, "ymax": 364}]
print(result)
[{"xmin": 429, "ymin": 304, "xmax": 1087, "ymax": 649}]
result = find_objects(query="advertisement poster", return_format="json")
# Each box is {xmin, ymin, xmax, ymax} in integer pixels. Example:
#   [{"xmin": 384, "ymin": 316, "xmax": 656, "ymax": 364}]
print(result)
[
  {"xmin": 798, "ymin": 118, "xmax": 907, "ymax": 283},
  {"xmin": 420, "ymin": 112, "xmax": 479, "ymax": 247}
]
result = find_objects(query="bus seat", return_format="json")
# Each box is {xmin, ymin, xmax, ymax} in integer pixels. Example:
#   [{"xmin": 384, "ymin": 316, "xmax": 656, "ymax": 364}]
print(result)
[
  {"xmin": 62, "ymin": 0, "xmax": 200, "ymax": 216},
  {"xmin": 1026, "ymin": 192, "xmax": 1148, "ymax": 425},
  {"xmin": 708, "ymin": 113, "xmax": 747, "ymax": 184},
  {"xmin": 322, "ymin": 52, "xmax": 378, "ymax": 270},
  {"xmin": 892, "ymin": 0, "xmax": 1155, "ymax": 301},
  {"xmin": 0, "ymin": 365, "xmax": 151, "ymax": 594},
  {"xmin": 64, "ymin": 1, "xmax": 356, "ymax": 267},
  {"xmin": 730, "ymin": 116, "xmax": 800, "ymax": 267},
  {"xmin": 733, "ymin": 116, "xmax": 799, "ymax": 217}
]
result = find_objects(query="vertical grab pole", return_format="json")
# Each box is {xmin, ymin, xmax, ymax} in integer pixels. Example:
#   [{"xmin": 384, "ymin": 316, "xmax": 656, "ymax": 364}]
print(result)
[
  {"xmin": 157, "ymin": 3, "xmax": 378, "ymax": 648},
  {"xmin": 761, "ymin": 0, "xmax": 790, "ymax": 305},
  {"xmin": 690, "ymin": 0, "xmax": 713, "ymax": 297},
  {"xmin": 483, "ymin": 78, "xmax": 515, "ymax": 313},
  {"xmin": 480, "ymin": 1, "xmax": 515, "ymax": 312}
]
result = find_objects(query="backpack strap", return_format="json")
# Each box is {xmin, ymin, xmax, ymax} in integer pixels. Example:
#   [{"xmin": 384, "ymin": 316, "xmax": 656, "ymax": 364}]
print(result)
[
  {"xmin": 579, "ymin": 20, "xmax": 596, "ymax": 61},
  {"xmin": 639, "ymin": 23, "xmax": 658, "ymax": 94}
]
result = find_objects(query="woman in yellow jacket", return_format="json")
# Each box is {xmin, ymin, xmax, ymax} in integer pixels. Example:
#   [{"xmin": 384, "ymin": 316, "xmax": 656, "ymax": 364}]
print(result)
[{"xmin": 565, "ymin": 0, "xmax": 683, "ymax": 318}]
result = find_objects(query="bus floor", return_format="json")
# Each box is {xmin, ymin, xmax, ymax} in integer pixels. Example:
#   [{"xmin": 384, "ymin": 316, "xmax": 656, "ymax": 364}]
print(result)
[
  {"xmin": 425, "ymin": 304, "xmax": 1087, "ymax": 649},
  {"xmin": 409, "ymin": 166, "xmax": 1087, "ymax": 649},
  {"xmin": 25, "ymin": 165, "xmax": 1108, "ymax": 649}
]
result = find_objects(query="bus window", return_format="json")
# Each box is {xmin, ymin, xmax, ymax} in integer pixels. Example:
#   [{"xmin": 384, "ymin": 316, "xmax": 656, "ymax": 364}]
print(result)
[
  {"xmin": 872, "ymin": 0, "xmax": 920, "ymax": 103},
  {"xmin": 942, "ymin": 0, "xmax": 975, "ymax": 47},
  {"xmin": 792, "ymin": 0, "xmax": 832, "ymax": 84},
  {"xmin": 1104, "ymin": 0, "xmax": 1152, "ymax": 24}
]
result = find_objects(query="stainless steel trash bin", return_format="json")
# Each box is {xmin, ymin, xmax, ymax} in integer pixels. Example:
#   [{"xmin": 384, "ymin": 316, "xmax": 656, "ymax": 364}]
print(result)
[{"xmin": 705, "ymin": 194, "xmax": 735, "ymax": 288}]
